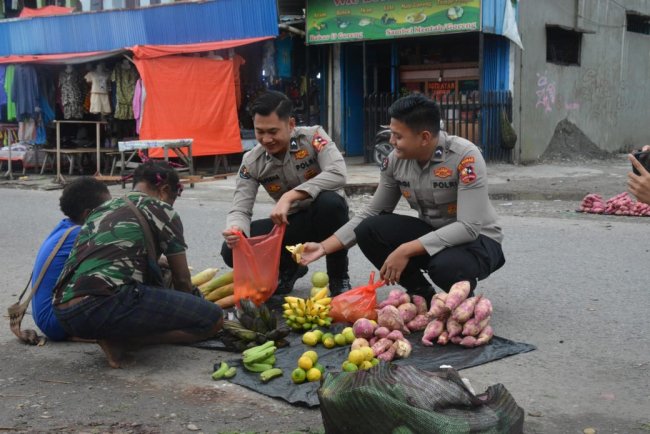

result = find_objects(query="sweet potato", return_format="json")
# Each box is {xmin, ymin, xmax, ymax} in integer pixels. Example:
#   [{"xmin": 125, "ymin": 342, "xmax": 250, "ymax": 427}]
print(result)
[
  {"xmin": 475, "ymin": 325, "xmax": 494, "ymax": 346},
  {"xmin": 450, "ymin": 336, "xmax": 463, "ymax": 345},
  {"xmin": 377, "ymin": 344, "xmax": 397, "ymax": 362},
  {"xmin": 412, "ymin": 295, "xmax": 428, "ymax": 315},
  {"xmin": 473, "ymin": 297, "xmax": 493, "ymax": 322},
  {"xmin": 421, "ymin": 319, "xmax": 445, "ymax": 347},
  {"xmin": 371, "ymin": 338, "xmax": 394, "ymax": 356},
  {"xmin": 394, "ymin": 339, "xmax": 412, "ymax": 359},
  {"xmin": 397, "ymin": 303, "xmax": 417, "ymax": 323},
  {"xmin": 462, "ymin": 316, "xmax": 491, "ymax": 337},
  {"xmin": 406, "ymin": 314, "xmax": 430, "ymax": 332},
  {"xmin": 377, "ymin": 289, "xmax": 404, "ymax": 308},
  {"xmin": 446, "ymin": 318, "xmax": 463, "ymax": 338},
  {"xmin": 451, "ymin": 295, "xmax": 482, "ymax": 324},
  {"xmin": 427, "ymin": 296, "xmax": 450, "ymax": 320},
  {"xmin": 459, "ymin": 336, "xmax": 477, "ymax": 348},
  {"xmin": 437, "ymin": 330, "xmax": 449, "ymax": 345},
  {"xmin": 398, "ymin": 292, "xmax": 411, "ymax": 305},
  {"xmin": 444, "ymin": 281, "xmax": 471, "ymax": 311},
  {"xmin": 368, "ymin": 336, "xmax": 378, "ymax": 347},
  {"xmin": 386, "ymin": 330, "xmax": 404, "ymax": 341},
  {"xmin": 377, "ymin": 305, "xmax": 410, "ymax": 334},
  {"xmin": 374, "ymin": 326, "xmax": 390, "ymax": 339}
]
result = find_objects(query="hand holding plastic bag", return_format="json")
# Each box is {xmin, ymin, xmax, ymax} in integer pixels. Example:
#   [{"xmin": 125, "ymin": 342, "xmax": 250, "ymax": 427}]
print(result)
[
  {"xmin": 330, "ymin": 272, "xmax": 384, "ymax": 323},
  {"xmin": 232, "ymin": 224, "xmax": 286, "ymax": 306}
]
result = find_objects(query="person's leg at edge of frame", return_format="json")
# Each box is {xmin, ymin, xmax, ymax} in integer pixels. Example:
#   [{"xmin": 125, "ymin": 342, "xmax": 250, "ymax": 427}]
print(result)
[
  {"xmin": 310, "ymin": 191, "xmax": 351, "ymax": 294},
  {"xmin": 354, "ymin": 213, "xmax": 436, "ymax": 302}
]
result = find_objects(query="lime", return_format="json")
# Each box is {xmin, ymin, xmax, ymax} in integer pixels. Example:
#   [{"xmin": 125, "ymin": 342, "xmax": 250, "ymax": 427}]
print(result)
[
  {"xmin": 342, "ymin": 361, "xmax": 358, "ymax": 372},
  {"xmin": 360, "ymin": 346, "xmax": 375, "ymax": 361},
  {"xmin": 359, "ymin": 360, "xmax": 373, "ymax": 371},
  {"xmin": 370, "ymin": 357, "xmax": 380, "ymax": 367},
  {"xmin": 311, "ymin": 271, "xmax": 329, "ymax": 288},
  {"xmin": 306, "ymin": 367, "xmax": 322, "ymax": 382},
  {"xmin": 298, "ymin": 356, "xmax": 313, "ymax": 371},
  {"xmin": 302, "ymin": 332, "xmax": 318, "ymax": 346},
  {"xmin": 302, "ymin": 350, "xmax": 319, "ymax": 364},
  {"xmin": 342, "ymin": 327, "xmax": 355, "ymax": 344},
  {"xmin": 348, "ymin": 349, "xmax": 364, "ymax": 366},
  {"xmin": 314, "ymin": 363, "xmax": 325, "ymax": 374},
  {"xmin": 312, "ymin": 329, "xmax": 324, "ymax": 342},
  {"xmin": 291, "ymin": 368, "xmax": 306, "ymax": 384},
  {"xmin": 334, "ymin": 333, "xmax": 347, "ymax": 346},
  {"xmin": 322, "ymin": 337, "xmax": 336, "ymax": 349},
  {"xmin": 322, "ymin": 332, "xmax": 334, "ymax": 342}
]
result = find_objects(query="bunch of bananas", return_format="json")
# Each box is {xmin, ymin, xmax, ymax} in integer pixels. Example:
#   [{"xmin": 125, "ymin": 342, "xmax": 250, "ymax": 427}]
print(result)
[
  {"xmin": 220, "ymin": 299, "xmax": 291, "ymax": 351},
  {"xmin": 283, "ymin": 288, "xmax": 332, "ymax": 332},
  {"xmin": 240, "ymin": 341, "xmax": 283, "ymax": 382}
]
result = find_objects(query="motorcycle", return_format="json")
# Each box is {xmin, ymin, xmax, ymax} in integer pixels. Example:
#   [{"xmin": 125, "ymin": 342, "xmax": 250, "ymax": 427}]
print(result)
[{"xmin": 373, "ymin": 120, "xmax": 445, "ymax": 166}]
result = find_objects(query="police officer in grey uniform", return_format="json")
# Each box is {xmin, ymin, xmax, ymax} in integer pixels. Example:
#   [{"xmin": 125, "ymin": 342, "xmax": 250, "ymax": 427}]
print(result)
[
  {"xmin": 221, "ymin": 91, "xmax": 351, "ymax": 294},
  {"xmin": 300, "ymin": 94, "xmax": 505, "ymax": 300}
]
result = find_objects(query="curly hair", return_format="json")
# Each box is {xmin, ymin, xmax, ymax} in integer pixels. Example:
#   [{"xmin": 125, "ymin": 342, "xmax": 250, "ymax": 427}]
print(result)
[
  {"xmin": 132, "ymin": 161, "xmax": 182, "ymax": 197},
  {"xmin": 59, "ymin": 177, "xmax": 110, "ymax": 223}
]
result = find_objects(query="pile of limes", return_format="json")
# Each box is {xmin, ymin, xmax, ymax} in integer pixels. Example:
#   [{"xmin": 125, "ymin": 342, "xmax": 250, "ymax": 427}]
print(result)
[
  {"xmin": 341, "ymin": 347, "xmax": 379, "ymax": 372},
  {"xmin": 302, "ymin": 326, "xmax": 355, "ymax": 349},
  {"xmin": 292, "ymin": 350, "xmax": 325, "ymax": 384}
]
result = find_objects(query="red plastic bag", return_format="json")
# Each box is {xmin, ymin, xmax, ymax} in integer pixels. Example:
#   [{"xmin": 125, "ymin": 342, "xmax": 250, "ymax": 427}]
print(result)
[
  {"xmin": 330, "ymin": 272, "xmax": 385, "ymax": 323},
  {"xmin": 232, "ymin": 224, "xmax": 286, "ymax": 306}
]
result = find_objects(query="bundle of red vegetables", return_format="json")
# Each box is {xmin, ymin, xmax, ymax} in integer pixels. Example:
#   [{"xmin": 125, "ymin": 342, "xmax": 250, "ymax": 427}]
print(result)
[
  {"xmin": 579, "ymin": 192, "xmax": 650, "ymax": 216},
  {"xmin": 348, "ymin": 283, "xmax": 494, "ymax": 361},
  {"xmin": 423, "ymin": 281, "xmax": 494, "ymax": 348}
]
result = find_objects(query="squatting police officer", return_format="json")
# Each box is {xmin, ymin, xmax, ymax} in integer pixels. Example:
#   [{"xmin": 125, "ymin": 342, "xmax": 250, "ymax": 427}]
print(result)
[
  {"xmin": 221, "ymin": 91, "xmax": 351, "ymax": 295},
  {"xmin": 300, "ymin": 94, "xmax": 505, "ymax": 300}
]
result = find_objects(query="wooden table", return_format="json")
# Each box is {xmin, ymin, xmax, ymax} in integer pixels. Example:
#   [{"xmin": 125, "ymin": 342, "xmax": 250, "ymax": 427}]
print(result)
[
  {"xmin": 53, "ymin": 120, "xmax": 108, "ymax": 183},
  {"xmin": 41, "ymin": 148, "xmax": 115, "ymax": 176},
  {"xmin": 117, "ymin": 139, "xmax": 194, "ymax": 188},
  {"xmin": 0, "ymin": 123, "xmax": 19, "ymax": 180}
]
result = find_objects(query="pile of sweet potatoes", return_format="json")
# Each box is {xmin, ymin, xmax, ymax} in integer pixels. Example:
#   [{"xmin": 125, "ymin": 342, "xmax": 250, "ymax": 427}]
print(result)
[
  {"xmin": 422, "ymin": 281, "xmax": 494, "ymax": 348},
  {"xmin": 579, "ymin": 192, "xmax": 650, "ymax": 216}
]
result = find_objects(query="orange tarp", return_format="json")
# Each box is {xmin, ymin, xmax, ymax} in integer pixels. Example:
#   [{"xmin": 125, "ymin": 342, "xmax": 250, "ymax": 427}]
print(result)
[
  {"xmin": 134, "ymin": 56, "xmax": 242, "ymax": 157},
  {"xmin": 131, "ymin": 36, "xmax": 272, "ymax": 60},
  {"xmin": 19, "ymin": 6, "xmax": 74, "ymax": 17}
]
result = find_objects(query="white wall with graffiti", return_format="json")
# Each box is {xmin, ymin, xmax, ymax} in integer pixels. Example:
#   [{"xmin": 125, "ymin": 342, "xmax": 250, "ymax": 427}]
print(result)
[{"xmin": 513, "ymin": 0, "xmax": 650, "ymax": 162}]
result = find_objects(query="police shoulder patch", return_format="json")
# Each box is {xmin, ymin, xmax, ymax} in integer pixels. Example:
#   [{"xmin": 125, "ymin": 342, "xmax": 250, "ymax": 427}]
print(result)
[
  {"xmin": 239, "ymin": 165, "xmax": 251, "ymax": 179},
  {"xmin": 380, "ymin": 157, "xmax": 389, "ymax": 171},
  {"xmin": 459, "ymin": 165, "xmax": 477, "ymax": 184},
  {"xmin": 312, "ymin": 134, "xmax": 328, "ymax": 152}
]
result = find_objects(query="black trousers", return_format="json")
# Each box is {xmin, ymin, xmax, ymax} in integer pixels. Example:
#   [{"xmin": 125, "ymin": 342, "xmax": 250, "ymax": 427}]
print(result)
[
  {"xmin": 354, "ymin": 213, "xmax": 505, "ymax": 292},
  {"xmin": 221, "ymin": 191, "xmax": 350, "ymax": 279}
]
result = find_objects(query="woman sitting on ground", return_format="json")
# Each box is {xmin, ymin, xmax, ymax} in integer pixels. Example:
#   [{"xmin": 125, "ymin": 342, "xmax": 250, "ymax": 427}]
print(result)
[{"xmin": 52, "ymin": 161, "xmax": 223, "ymax": 368}]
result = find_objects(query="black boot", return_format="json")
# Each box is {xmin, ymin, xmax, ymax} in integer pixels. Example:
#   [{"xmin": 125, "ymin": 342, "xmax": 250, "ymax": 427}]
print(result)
[{"xmin": 329, "ymin": 277, "xmax": 351, "ymax": 296}]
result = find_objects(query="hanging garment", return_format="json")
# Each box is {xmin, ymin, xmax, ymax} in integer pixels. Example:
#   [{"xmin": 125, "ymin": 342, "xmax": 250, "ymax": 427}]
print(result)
[
  {"xmin": 12, "ymin": 65, "xmax": 40, "ymax": 121},
  {"xmin": 35, "ymin": 92, "xmax": 55, "ymax": 145},
  {"xmin": 4, "ymin": 65, "xmax": 17, "ymax": 121},
  {"xmin": 111, "ymin": 64, "xmax": 138, "ymax": 119},
  {"xmin": 0, "ymin": 66, "xmax": 6, "ymax": 106},
  {"xmin": 58, "ymin": 68, "xmax": 84, "ymax": 119},
  {"xmin": 84, "ymin": 70, "xmax": 111, "ymax": 114},
  {"xmin": 133, "ymin": 78, "xmax": 146, "ymax": 134}
]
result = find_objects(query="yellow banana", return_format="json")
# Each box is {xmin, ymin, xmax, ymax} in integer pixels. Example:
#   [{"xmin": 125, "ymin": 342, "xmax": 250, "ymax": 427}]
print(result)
[
  {"xmin": 285, "ymin": 244, "xmax": 304, "ymax": 263},
  {"xmin": 284, "ymin": 296, "xmax": 300, "ymax": 305},
  {"xmin": 315, "ymin": 297, "xmax": 331, "ymax": 306},
  {"xmin": 311, "ymin": 287, "xmax": 329, "ymax": 301},
  {"xmin": 282, "ymin": 303, "xmax": 291, "ymax": 310}
]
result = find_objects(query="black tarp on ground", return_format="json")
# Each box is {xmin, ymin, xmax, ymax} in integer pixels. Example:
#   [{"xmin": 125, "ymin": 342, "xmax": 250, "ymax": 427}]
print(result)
[{"xmin": 199, "ymin": 331, "xmax": 535, "ymax": 408}]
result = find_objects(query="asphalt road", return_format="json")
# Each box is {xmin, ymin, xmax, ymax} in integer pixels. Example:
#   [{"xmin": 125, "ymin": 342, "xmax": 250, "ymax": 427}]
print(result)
[{"xmin": 0, "ymin": 181, "xmax": 648, "ymax": 433}]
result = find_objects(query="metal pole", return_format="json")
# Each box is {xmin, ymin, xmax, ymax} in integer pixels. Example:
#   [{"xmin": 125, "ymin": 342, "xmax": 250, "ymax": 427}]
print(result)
[
  {"xmin": 305, "ymin": 42, "xmax": 310, "ymax": 124},
  {"xmin": 478, "ymin": 32, "xmax": 484, "ymax": 150},
  {"xmin": 362, "ymin": 41, "xmax": 367, "ymax": 97}
]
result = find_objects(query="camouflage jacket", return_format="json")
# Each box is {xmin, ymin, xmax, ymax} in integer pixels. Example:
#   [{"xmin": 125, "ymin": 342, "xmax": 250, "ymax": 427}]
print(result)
[{"xmin": 53, "ymin": 192, "xmax": 186, "ymax": 304}]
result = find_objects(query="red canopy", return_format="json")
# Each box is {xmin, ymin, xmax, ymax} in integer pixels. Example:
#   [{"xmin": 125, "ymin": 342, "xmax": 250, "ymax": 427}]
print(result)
[
  {"xmin": 0, "ymin": 49, "xmax": 126, "ymax": 65},
  {"xmin": 130, "ymin": 36, "xmax": 272, "ymax": 60},
  {"xmin": 19, "ymin": 6, "xmax": 74, "ymax": 17}
]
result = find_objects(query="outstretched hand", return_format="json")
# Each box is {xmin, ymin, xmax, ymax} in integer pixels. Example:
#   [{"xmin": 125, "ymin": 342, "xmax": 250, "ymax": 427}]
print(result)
[
  {"xmin": 222, "ymin": 226, "xmax": 242, "ymax": 248},
  {"xmin": 628, "ymin": 146, "xmax": 650, "ymax": 205},
  {"xmin": 299, "ymin": 242, "xmax": 326, "ymax": 265}
]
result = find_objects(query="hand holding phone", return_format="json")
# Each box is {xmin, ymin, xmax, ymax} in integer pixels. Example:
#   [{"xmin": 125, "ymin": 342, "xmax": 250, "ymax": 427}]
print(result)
[{"xmin": 631, "ymin": 151, "xmax": 650, "ymax": 175}]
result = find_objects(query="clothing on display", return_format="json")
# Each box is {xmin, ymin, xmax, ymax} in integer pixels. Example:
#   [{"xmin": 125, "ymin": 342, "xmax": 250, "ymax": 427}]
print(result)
[
  {"xmin": 84, "ymin": 65, "xmax": 111, "ymax": 114},
  {"xmin": 111, "ymin": 61, "xmax": 138, "ymax": 120},
  {"xmin": 133, "ymin": 78, "xmax": 146, "ymax": 134},
  {"xmin": 4, "ymin": 65, "xmax": 17, "ymax": 121},
  {"xmin": 58, "ymin": 66, "xmax": 84, "ymax": 119},
  {"xmin": 12, "ymin": 65, "xmax": 40, "ymax": 121},
  {"xmin": 0, "ymin": 66, "xmax": 6, "ymax": 106}
]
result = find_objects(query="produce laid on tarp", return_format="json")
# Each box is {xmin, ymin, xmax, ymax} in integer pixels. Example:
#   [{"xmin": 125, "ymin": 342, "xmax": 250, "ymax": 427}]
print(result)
[{"xmin": 205, "ymin": 269, "xmax": 535, "ymax": 407}]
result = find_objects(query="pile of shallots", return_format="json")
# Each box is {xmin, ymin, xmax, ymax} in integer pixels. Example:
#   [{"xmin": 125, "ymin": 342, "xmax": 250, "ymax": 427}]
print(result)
[
  {"xmin": 423, "ymin": 281, "xmax": 493, "ymax": 348},
  {"xmin": 579, "ymin": 192, "xmax": 650, "ymax": 216}
]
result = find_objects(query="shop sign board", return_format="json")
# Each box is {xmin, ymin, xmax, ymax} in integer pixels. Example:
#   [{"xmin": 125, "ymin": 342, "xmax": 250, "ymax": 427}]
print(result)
[{"xmin": 306, "ymin": 0, "xmax": 481, "ymax": 45}]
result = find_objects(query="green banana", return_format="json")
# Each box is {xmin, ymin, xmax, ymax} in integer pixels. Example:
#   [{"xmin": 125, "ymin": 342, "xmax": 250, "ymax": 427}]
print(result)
[
  {"xmin": 211, "ymin": 362, "xmax": 229, "ymax": 380},
  {"xmin": 243, "ymin": 362, "xmax": 274, "ymax": 373},
  {"xmin": 230, "ymin": 328, "xmax": 258, "ymax": 342},
  {"xmin": 237, "ymin": 312, "xmax": 255, "ymax": 330},
  {"xmin": 260, "ymin": 355, "xmax": 276, "ymax": 365},
  {"xmin": 242, "ymin": 345, "xmax": 277, "ymax": 365},
  {"xmin": 260, "ymin": 368, "xmax": 283, "ymax": 383},
  {"xmin": 242, "ymin": 340, "xmax": 274, "ymax": 357},
  {"xmin": 253, "ymin": 317, "xmax": 269, "ymax": 334},
  {"xmin": 223, "ymin": 367, "xmax": 237, "ymax": 378}
]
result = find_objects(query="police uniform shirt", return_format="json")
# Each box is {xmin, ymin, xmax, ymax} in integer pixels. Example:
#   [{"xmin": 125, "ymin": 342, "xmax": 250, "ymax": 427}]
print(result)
[
  {"xmin": 334, "ymin": 131, "xmax": 503, "ymax": 256},
  {"xmin": 226, "ymin": 125, "xmax": 347, "ymax": 236}
]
